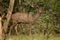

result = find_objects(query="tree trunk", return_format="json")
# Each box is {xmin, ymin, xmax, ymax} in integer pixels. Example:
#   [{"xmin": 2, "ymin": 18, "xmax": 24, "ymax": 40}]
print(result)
[
  {"xmin": 0, "ymin": 17, "xmax": 3, "ymax": 40},
  {"xmin": 3, "ymin": 0, "xmax": 15, "ymax": 33}
]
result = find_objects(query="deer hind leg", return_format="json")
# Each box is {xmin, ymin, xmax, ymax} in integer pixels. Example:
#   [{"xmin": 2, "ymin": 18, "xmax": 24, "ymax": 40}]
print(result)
[
  {"xmin": 8, "ymin": 23, "xmax": 17, "ymax": 36},
  {"xmin": 15, "ymin": 24, "xmax": 19, "ymax": 35},
  {"xmin": 8, "ymin": 25, "xmax": 14, "ymax": 36},
  {"xmin": 18, "ymin": 23, "xmax": 22, "ymax": 34},
  {"xmin": 15, "ymin": 23, "xmax": 23, "ymax": 35}
]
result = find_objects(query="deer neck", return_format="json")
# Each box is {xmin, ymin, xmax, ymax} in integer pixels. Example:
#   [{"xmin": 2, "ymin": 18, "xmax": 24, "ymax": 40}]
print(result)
[
  {"xmin": 33, "ymin": 13, "xmax": 40, "ymax": 21},
  {"xmin": 33, "ymin": 8, "xmax": 43, "ymax": 21}
]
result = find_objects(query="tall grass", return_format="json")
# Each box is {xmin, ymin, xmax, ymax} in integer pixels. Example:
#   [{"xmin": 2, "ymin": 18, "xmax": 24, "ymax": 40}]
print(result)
[{"xmin": 6, "ymin": 33, "xmax": 60, "ymax": 40}]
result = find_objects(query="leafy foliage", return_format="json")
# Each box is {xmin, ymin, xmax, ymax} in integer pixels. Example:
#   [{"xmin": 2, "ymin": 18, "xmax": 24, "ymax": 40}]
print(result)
[{"xmin": 1, "ymin": 0, "xmax": 60, "ymax": 35}]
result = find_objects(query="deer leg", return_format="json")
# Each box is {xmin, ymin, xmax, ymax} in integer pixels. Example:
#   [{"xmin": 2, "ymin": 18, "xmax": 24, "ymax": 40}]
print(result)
[
  {"xmin": 30, "ymin": 25, "xmax": 32, "ymax": 36},
  {"xmin": 28, "ymin": 24, "xmax": 32, "ymax": 36},
  {"xmin": 8, "ymin": 25, "xmax": 13, "ymax": 35},
  {"xmin": 28, "ymin": 24, "xmax": 34, "ymax": 40},
  {"xmin": 15, "ymin": 24, "xmax": 19, "ymax": 35},
  {"xmin": 9, "ymin": 23, "xmax": 17, "ymax": 35},
  {"xmin": 18, "ymin": 23, "xmax": 22, "ymax": 34},
  {"xmin": 15, "ymin": 23, "xmax": 23, "ymax": 35}
]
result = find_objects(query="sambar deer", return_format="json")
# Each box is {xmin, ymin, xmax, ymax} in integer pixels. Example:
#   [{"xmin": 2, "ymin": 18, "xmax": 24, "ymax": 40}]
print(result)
[{"xmin": 9, "ymin": 7, "xmax": 44, "ymax": 35}]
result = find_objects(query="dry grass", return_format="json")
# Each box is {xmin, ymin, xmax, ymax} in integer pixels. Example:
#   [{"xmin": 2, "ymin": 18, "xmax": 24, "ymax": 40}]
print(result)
[{"xmin": 6, "ymin": 33, "xmax": 60, "ymax": 40}]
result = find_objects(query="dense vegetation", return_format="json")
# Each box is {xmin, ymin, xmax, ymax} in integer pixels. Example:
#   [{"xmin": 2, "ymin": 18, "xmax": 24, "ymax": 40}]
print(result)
[{"xmin": 0, "ymin": 0, "xmax": 60, "ymax": 40}]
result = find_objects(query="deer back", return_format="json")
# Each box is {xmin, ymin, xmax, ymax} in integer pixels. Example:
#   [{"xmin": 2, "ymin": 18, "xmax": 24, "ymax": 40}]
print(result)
[{"xmin": 11, "ymin": 12, "xmax": 34, "ymax": 24}]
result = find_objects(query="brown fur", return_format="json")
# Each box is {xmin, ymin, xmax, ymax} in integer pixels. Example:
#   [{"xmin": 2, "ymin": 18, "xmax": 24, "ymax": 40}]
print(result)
[{"xmin": 9, "ymin": 8, "xmax": 43, "ymax": 35}]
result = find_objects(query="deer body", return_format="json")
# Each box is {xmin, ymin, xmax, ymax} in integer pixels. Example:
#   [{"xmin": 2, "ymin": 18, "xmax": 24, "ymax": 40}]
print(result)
[
  {"xmin": 12, "ymin": 12, "xmax": 35, "ymax": 24},
  {"xmin": 9, "ymin": 8, "xmax": 43, "ymax": 35}
]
